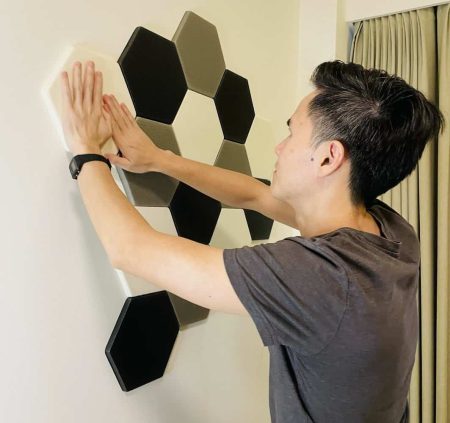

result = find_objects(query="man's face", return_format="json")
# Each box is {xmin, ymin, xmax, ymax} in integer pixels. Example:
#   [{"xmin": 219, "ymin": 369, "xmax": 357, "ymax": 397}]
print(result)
[{"xmin": 271, "ymin": 90, "xmax": 318, "ymax": 203}]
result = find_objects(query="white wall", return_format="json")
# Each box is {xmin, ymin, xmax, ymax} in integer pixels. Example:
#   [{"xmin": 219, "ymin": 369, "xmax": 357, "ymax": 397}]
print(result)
[
  {"xmin": 297, "ymin": 0, "xmax": 339, "ymax": 97},
  {"xmin": 0, "ymin": 1, "xmax": 300, "ymax": 422}
]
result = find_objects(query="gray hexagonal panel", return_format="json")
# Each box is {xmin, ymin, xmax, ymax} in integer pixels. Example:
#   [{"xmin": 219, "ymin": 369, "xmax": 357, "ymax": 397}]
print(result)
[
  {"xmin": 173, "ymin": 11, "xmax": 226, "ymax": 98},
  {"xmin": 168, "ymin": 294, "xmax": 210, "ymax": 330},
  {"xmin": 115, "ymin": 117, "xmax": 181, "ymax": 207},
  {"xmin": 214, "ymin": 140, "xmax": 252, "ymax": 209}
]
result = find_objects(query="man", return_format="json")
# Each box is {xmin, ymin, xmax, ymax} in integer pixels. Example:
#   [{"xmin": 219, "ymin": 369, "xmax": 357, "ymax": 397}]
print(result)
[{"xmin": 60, "ymin": 60, "xmax": 444, "ymax": 422}]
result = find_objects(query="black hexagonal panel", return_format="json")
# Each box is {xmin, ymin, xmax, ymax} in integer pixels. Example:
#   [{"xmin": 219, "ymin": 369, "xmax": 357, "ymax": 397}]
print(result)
[
  {"xmin": 169, "ymin": 182, "xmax": 222, "ymax": 244},
  {"xmin": 118, "ymin": 26, "xmax": 187, "ymax": 123},
  {"xmin": 105, "ymin": 291, "xmax": 179, "ymax": 391},
  {"xmin": 214, "ymin": 69, "xmax": 255, "ymax": 144},
  {"xmin": 244, "ymin": 178, "xmax": 274, "ymax": 240}
]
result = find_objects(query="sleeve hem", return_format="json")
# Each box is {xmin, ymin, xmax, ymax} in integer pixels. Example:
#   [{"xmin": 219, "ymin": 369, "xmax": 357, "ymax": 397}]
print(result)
[{"xmin": 223, "ymin": 248, "xmax": 277, "ymax": 346}]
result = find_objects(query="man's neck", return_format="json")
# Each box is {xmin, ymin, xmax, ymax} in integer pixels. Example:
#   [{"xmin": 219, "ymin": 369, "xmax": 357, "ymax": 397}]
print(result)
[{"xmin": 293, "ymin": 200, "xmax": 378, "ymax": 239}]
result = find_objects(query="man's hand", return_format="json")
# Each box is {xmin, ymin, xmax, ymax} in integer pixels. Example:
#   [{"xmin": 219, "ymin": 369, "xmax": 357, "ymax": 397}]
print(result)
[
  {"xmin": 60, "ymin": 61, "xmax": 112, "ymax": 155},
  {"xmin": 103, "ymin": 95, "xmax": 165, "ymax": 173}
]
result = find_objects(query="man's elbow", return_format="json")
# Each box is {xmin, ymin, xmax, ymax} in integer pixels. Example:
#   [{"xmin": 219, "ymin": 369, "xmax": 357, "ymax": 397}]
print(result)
[
  {"xmin": 108, "ymin": 251, "xmax": 122, "ymax": 270},
  {"xmin": 108, "ymin": 245, "xmax": 127, "ymax": 270}
]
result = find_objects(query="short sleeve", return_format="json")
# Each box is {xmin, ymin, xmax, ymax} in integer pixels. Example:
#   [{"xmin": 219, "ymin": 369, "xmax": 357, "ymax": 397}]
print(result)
[{"xmin": 223, "ymin": 237, "xmax": 349, "ymax": 354}]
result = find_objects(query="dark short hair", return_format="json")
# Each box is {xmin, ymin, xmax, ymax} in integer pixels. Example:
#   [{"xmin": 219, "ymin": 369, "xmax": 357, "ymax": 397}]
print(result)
[{"xmin": 308, "ymin": 60, "xmax": 445, "ymax": 207}]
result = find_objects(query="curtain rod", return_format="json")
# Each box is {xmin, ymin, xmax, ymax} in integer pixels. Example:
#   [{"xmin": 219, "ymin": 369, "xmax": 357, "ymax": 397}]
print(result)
[{"xmin": 349, "ymin": 1, "xmax": 449, "ymax": 23}]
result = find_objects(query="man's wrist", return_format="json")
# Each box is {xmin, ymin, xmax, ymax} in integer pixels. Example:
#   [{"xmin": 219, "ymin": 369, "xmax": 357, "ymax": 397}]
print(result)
[
  {"xmin": 72, "ymin": 145, "xmax": 102, "ymax": 156},
  {"xmin": 156, "ymin": 149, "xmax": 174, "ymax": 173}
]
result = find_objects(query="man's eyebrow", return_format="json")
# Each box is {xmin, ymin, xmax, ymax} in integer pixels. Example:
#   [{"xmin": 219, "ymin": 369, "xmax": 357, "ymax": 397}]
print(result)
[{"xmin": 287, "ymin": 118, "xmax": 291, "ymax": 128}]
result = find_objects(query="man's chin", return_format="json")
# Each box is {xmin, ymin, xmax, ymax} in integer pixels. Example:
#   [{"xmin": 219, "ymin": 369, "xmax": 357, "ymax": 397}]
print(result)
[{"xmin": 270, "ymin": 184, "xmax": 282, "ymax": 201}]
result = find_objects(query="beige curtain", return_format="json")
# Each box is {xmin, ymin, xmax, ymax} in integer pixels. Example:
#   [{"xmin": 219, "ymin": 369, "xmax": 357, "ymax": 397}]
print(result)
[{"xmin": 350, "ymin": 5, "xmax": 450, "ymax": 423}]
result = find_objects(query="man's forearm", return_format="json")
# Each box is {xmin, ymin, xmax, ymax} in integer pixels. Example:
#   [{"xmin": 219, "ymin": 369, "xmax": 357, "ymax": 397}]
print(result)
[
  {"xmin": 77, "ymin": 159, "xmax": 157, "ymax": 264},
  {"xmin": 158, "ymin": 149, "xmax": 267, "ymax": 209}
]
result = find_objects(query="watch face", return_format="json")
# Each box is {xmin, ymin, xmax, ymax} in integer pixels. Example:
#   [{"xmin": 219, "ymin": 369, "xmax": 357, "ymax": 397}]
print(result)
[{"xmin": 69, "ymin": 157, "xmax": 80, "ymax": 178}]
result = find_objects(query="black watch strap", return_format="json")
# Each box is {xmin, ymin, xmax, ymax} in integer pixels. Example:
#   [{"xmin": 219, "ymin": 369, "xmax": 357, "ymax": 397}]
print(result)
[{"xmin": 69, "ymin": 154, "xmax": 112, "ymax": 180}]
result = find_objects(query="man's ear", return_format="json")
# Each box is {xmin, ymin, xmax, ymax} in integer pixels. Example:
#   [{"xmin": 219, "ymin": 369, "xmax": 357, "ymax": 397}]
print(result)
[{"xmin": 318, "ymin": 140, "xmax": 346, "ymax": 175}]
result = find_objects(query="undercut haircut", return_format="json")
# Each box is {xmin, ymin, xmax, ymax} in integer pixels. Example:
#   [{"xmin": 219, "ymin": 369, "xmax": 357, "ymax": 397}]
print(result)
[{"xmin": 308, "ymin": 60, "xmax": 445, "ymax": 207}]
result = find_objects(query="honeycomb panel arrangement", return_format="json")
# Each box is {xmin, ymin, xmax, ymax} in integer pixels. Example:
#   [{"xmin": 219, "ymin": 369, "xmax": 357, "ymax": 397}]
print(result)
[
  {"xmin": 43, "ymin": 10, "xmax": 278, "ymax": 391},
  {"xmin": 106, "ymin": 12, "xmax": 276, "ymax": 390}
]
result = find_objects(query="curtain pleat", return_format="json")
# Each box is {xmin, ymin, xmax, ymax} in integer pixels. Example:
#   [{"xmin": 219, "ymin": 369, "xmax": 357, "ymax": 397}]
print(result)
[
  {"xmin": 350, "ymin": 6, "xmax": 449, "ymax": 422},
  {"xmin": 436, "ymin": 5, "xmax": 450, "ymax": 423}
]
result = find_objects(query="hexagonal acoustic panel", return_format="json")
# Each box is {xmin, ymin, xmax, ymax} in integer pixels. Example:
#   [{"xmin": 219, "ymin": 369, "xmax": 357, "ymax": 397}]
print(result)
[
  {"xmin": 168, "ymin": 294, "xmax": 209, "ymax": 329},
  {"xmin": 118, "ymin": 26, "xmax": 187, "ymax": 124},
  {"xmin": 172, "ymin": 10, "xmax": 226, "ymax": 98},
  {"xmin": 114, "ymin": 206, "xmax": 209, "ymax": 328},
  {"xmin": 243, "ymin": 178, "xmax": 274, "ymax": 240},
  {"xmin": 115, "ymin": 117, "xmax": 181, "ymax": 206},
  {"xmin": 172, "ymin": 90, "xmax": 223, "ymax": 165},
  {"xmin": 214, "ymin": 69, "xmax": 255, "ymax": 144},
  {"xmin": 169, "ymin": 182, "xmax": 222, "ymax": 245},
  {"xmin": 43, "ymin": 44, "xmax": 135, "ymax": 155},
  {"xmin": 214, "ymin": 139, "xmax": 252, "ymax": 209},
  {"xmin": 105, "ymin": 291, "xmax": 179, "ymax": 391}
]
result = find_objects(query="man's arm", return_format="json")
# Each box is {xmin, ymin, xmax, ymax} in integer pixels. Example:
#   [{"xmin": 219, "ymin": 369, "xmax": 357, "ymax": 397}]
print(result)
[
  {"xmin": 100, "ymin": 90, "xmax": 298, "ymax": 230},
  {"xmin": 77, "ymin": 160, "xmax": 248, "ymax": 316},
  {"xmin": 158, "ymin": 150, "xmax": 298, "ymax": 230},
  {"xmin": 60, "ymin": 62, "xmax": 247, "ymax": 317}
]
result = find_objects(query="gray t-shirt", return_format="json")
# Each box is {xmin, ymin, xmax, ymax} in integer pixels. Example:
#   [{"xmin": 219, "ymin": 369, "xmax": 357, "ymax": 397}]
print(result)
[{"xmin": 223, "ymin": 199, "xmax": 419, "ymax": 423}]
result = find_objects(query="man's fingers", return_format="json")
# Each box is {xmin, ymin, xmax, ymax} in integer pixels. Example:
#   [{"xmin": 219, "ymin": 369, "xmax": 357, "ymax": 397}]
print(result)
[
  {"xmin": 83, "ymin": 61, "xmax": 95, "ymax": 109},
  {"xmin": 72, "ymin": 62, "xmax": 82, "ymax": 109},
  {"xmin": 121, "ymin": 102, "xmax": 135, "ymax": 125},
  {"xmin": 104, "ymin": 95, "xmax": 127, "ymax": 130},
  {"xmin": 93, "ymin": 71, "xmax": 103, "ymax": 112},
  {"xmin": 104, "ymin": 153, "xmax": 132, "ymax": 170},
  {"xmin": 108, "ymin": 109, "xmax": 123, "ymax": 135},
  {"xmin": 60, "ymin": 71, "xmax": 73, "ymax": 110}
]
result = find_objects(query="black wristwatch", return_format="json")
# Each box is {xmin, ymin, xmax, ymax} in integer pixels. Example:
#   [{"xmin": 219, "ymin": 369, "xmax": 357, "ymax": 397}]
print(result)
[{"xmin": 69, "ymin": 154, "xmax": 112, "ymax": 180}]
